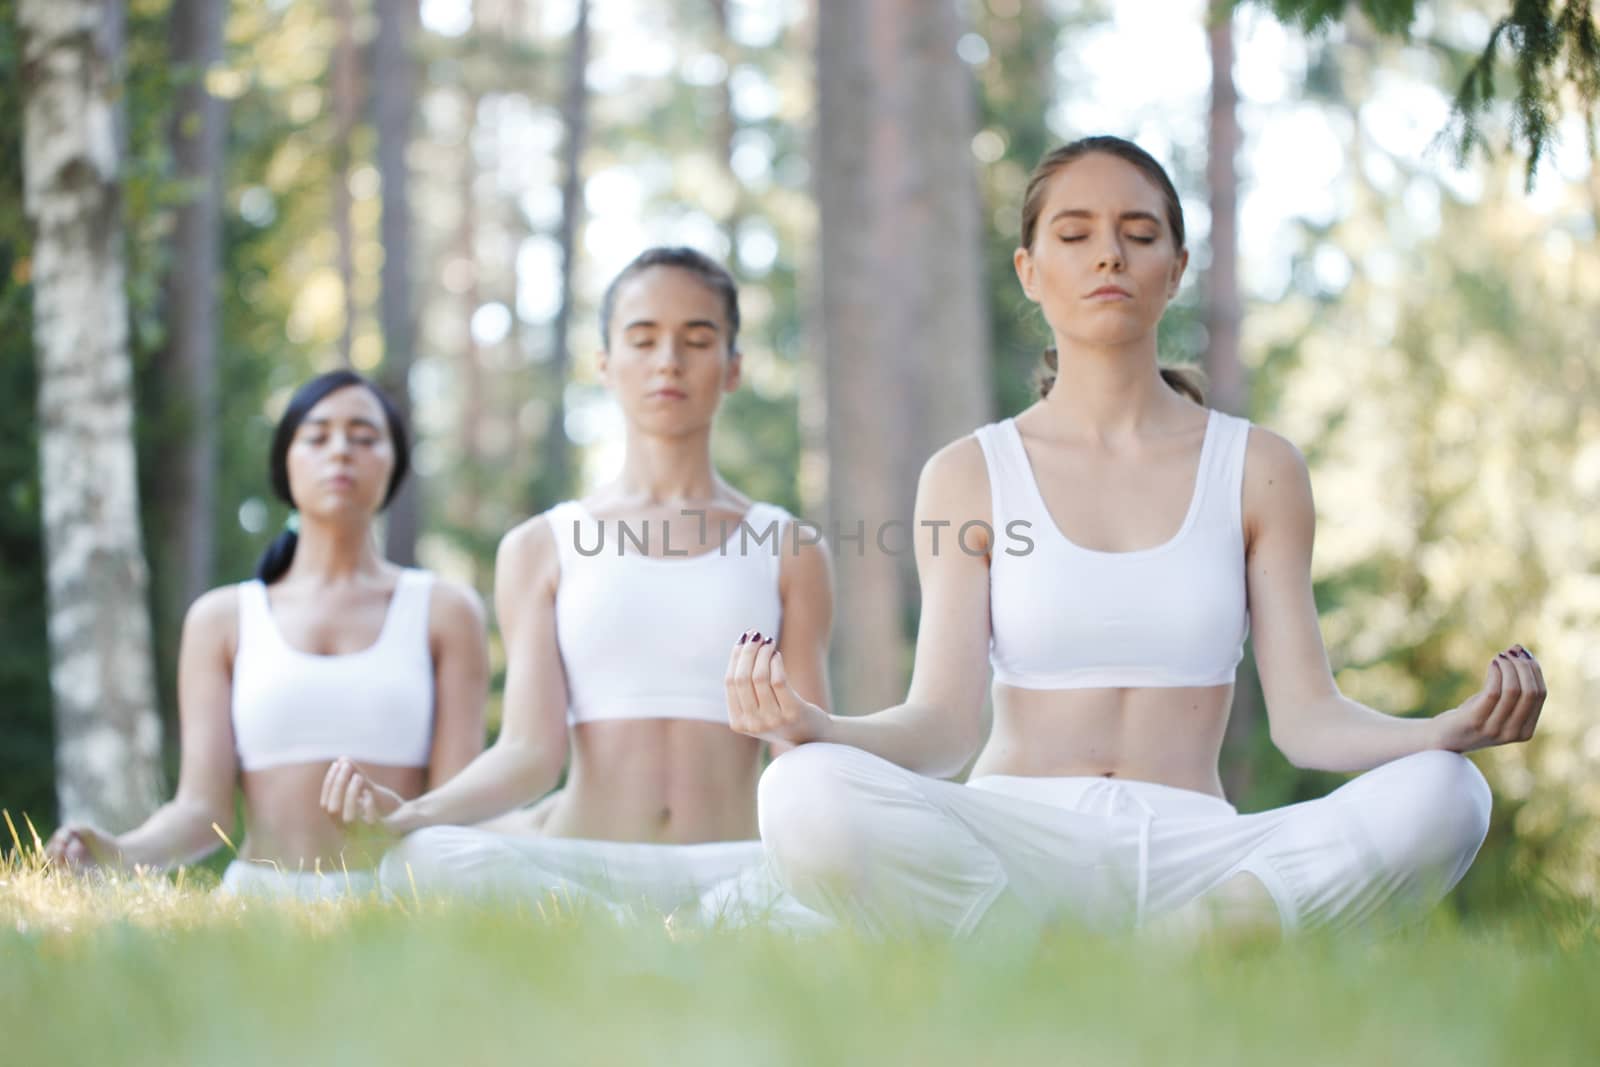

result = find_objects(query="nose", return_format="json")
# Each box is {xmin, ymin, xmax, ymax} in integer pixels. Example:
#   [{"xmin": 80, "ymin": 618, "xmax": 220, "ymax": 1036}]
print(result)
[
  {"xmin": 1096, "ymin": 238, "xmax": 1125, "ymax": 272},
  {"xmin": 654, "ymin": 337, "xmax": 685, "ymax": 373}
]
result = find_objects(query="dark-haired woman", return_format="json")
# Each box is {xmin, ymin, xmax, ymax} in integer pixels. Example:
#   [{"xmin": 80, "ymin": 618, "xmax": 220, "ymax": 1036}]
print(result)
[
  {"xmin": 724, "ymin": 137, "xmax": 1545, "ymax": 938},
  {"xmin": 46, "ymin": 372, "xmax": 489, "ymax": 899},
  {"xmin": 327, "ymin": 249, "xmax": 832, "ymax": 922}
]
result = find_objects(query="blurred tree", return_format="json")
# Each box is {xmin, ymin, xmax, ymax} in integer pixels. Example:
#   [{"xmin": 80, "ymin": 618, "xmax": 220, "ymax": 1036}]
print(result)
[
  {"xmin": 375, "ymin": 0, "xmax": 422, "ymax": 564},
  {"xmin": 331, "ymin": 0, "xmax": 360, "ymax": 365},
  {"xmin": 538, "ymin": 0, "xmax": 588, "ymax": 512},
  {"xmin": 153, "ymin": 0, "xmax": 226, "ymax": 658},
  {"xmin": 815, "ymin": 0, "xmax": 993, "ymax": 712},
  {"xmin": 1205, "ymin": 0, "xmax": 1265, "ymax": 799},
  {"xmin": 19, "ymin": 0, "xmax": 164, "ymax": 829}
]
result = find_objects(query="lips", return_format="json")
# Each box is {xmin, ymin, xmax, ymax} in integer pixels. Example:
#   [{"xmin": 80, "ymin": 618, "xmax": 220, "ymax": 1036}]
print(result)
[
  {"xmin": 1088, "ymin": 286, "xmax": 1132, "ymax": 299},
  {"xmin": 648, "ymin": 389, "xmax": 688, "ymax": 400}
]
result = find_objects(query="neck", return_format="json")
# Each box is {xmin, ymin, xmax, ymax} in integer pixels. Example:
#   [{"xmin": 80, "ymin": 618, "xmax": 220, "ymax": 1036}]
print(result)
[
  {"xmin": 285, "ymin": 518, "xmax": 387, "ymax": 583},
  {"xmin": 1042, "ymin": 334, "xmax": 1185, "ymax": 439},
  {"xmin": 612, "ymin": 427, "xmax": 724, "ymax": 505}
]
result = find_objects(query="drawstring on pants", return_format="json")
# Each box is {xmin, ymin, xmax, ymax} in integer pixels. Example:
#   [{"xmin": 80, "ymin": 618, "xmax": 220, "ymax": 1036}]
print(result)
[{"xmin": 1081, "ymin": 779, "xmax": 1159, "ymax": 928}]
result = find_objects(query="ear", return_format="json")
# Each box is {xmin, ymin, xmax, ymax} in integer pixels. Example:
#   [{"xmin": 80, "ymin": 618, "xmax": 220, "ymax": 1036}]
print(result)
[
  {"xmin": 1167, "ymin": 247, "xmax": 1189, "ymax": 299},
  {"xmin": 596, "ymin": 346, "xmax": 610, "ymax": 383},
  {"xmin": 723, "ymin": 349, "xmax": 743, "ymax": 393},
  {"xmin": 1013, "ymin": 247, "xmax": 1039, "ymax": 304}
]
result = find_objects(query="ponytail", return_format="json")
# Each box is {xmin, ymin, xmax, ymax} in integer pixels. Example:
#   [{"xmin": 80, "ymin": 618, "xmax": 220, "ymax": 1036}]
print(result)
[{"xmin": 254, "ymin": 528, "xmax": 299, "ymax": 583}]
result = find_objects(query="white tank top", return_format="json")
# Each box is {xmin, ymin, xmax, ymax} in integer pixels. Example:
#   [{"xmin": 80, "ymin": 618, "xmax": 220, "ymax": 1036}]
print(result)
[
  {"xmin": 230, "ymin": 569, "xmax": 436, "ymax": 771},
  {"xmin": 550, "ymin": 500, "xmax": 788, "ymax": 725},
  {"xmin": 974, "ymin": 409, "xmax": 1251, "ymax": 690}
]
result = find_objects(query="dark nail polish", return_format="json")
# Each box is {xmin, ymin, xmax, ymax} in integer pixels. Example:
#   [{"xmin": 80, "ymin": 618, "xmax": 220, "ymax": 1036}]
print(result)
[
  {"xmin": 764, "ymin": 637, "xmax": 774, "ymax": 646},
  {"xmin": 738, "ymin": 633, "xmax": 748, "ymax": 645},
  {"xmin": 751, "ymin": 632, "xmax": 762, "ymax": 643}
]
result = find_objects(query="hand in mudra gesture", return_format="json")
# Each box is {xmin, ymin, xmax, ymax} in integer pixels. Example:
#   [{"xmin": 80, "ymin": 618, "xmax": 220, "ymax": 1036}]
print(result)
[
  {"xmin": 1433, "ymin": 645, "xmax": 1547, "ymax": 753},
  {"xmin": 725, "ymin": 630, "xmax": 828, "ymax": 746},
  {"xmin": 320, "ymin": 757, "xmax": 406, "ymax": 831},
  {"xmin": 43, "ymin": 823, "xmax": 123, "ymax": 871}
]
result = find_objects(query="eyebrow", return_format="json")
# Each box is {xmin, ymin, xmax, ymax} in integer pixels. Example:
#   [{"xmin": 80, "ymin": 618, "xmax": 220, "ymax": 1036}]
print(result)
[
  {"xmin": 1048, "ymin": 209, "xmax": 1163, "ymax": 226},
  {"xmin": 622, "ymin": 318, "xmax": 722, "ymax": 332}
]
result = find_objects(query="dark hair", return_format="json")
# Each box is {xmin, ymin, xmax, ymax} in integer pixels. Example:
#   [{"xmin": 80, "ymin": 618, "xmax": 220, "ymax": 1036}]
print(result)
[
  {"xmin": 1019, "ymin": 136, "xmax": 1205, "ymax": 405},
  {"xmin": 254, "ymin": 370, "xmax": 411, "ymax": 583},
  {"xmin": 598, "ymin": 246, "xmax": 741, "ymax": 352}
]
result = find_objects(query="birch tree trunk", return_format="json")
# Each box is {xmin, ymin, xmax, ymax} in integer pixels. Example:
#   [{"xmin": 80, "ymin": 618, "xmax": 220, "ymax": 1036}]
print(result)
[
  {"xmin": 20, "ymin": 0, "xmax": 164, "ymax": 828},
  {"xmin": 375, "ymin": 0, "xmax": 420, "ymax": 564},
  {"xmin": 816, "ymin": 0, "xmax": 991, "ymax": 714}
]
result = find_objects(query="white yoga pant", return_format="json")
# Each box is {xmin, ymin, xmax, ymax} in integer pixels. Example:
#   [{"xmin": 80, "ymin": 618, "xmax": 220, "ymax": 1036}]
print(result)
[
  {"xmin": 219, "ymin": 860, "xmax": 378, "ymax": 902},
  {"xmin": 378, "ymin": 828, "xmax": 827, "ymax": 929},
  {"xmin": 757, "ymin": 744, "xmax": 1492, "ymax": 937}
]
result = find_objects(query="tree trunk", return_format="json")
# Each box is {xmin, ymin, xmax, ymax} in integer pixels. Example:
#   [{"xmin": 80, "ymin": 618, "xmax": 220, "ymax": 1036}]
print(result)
[
  {"xmin": 541, "ymin": 0, "xmax": 588, "ymax": 509},
  {"xmin": 815, "ymin": 0, "xmax": 991, "ymax": 714},
  {"xmin": 20, "ymin": 0, "xmax": 164, "ymax": 829},
  {"xmin": 709, "ymin": 0, "xmax": 743, "ymax": 249},
  {"xmin": 456, "ymin": 103, "xmax": 486, "ymax": 587},
  {"xmin": 158, "ymin": 0, "xmax": 224, "ymax": 637},
  {"xmin": 1206, "ymin": 0, "xmax": 1259, "ymax": 800},
  {"xmin": 375, "ymin": 0, "xmax": 420, "ymax": 564},
  {"xmin": 331, "ymin": 0, "xmax": 359, "ymax": 366},
  {"xmin": 1204, "ymin": 0, "xmax": 1244, "ymax": 418}
]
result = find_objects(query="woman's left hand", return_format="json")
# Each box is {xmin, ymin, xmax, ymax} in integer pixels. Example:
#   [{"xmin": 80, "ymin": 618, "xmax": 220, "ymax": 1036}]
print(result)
[
  {"xmin": 321, "ymin": 757, "xmax": 406, "ymax": 830},
  {"xmin": 1432, "ymin": 645, "xmax": 1547, "ymax": 752}
]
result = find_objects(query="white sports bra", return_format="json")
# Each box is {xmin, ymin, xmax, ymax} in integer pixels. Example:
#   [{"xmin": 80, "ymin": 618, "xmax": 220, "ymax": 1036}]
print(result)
[
  {"xmin": 230, "ymin": 569, "xmax": 436, "ymax": 771},
  {"xmin": 550, "ymin": 500, "xmax": 788, "ymax": 725},
  {"xmin": 974, "ymin": 410, "xmax": 1251, "ymax": 690}
]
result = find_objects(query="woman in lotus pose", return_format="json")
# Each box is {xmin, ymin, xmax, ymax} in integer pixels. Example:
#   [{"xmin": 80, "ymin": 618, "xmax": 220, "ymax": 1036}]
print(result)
[
  {"xmin": 324, "ymin": 248, "xmax": 832, "ymax": 920},
  {"xmin": 47, "ymin": 371, "xmax": 489, "ymax": 899},
  {"xmin": 723, "ymin": 137, "xmax": 1545, "ymax": 938}
]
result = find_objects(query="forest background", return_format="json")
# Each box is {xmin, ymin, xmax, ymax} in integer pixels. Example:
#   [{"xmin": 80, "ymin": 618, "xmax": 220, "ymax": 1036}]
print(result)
[{"xmin": 2, "ymin": 0, "xmax": 1598, "ymax": 922}]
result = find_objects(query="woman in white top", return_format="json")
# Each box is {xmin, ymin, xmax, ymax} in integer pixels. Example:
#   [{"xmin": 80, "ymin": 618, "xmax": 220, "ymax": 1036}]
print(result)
[
  {"xmin": 723, "ymin": 137, "xmax": 1546, "ymax": 938},
  {"xmin": 46, "ymin": 371, "xmax": 489, "ymax": 899},
  {"xmin": 324, "ymin": 248, "xmax": 833, "ymax": 919}
]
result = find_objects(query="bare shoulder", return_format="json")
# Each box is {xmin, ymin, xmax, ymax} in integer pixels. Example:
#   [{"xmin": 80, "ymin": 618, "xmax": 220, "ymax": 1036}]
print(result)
[
  {"xmin": 183, "ymin": 588, "xmax": 238, "ymax": 639},
  {"xmin": 497, "ymin": 511, "xmax": 559, "ymax": 573},
  {"xmin": 182, "ymin": 584, "xmax": 241, "ymax": 658},
  {"xmin": 917, "ymin": 434, "xmax": 990, "ymax": 513},
  {"xmin": 1244, "ymin": 425, "xmax": 1310, "ymax": 485},
  {"xmin": 778, "ymin": 514, "xmax": 835, "ymax": 595},
  {"xmin": 1242, "ymin": 425, "xmax": 1315, "ymax": 545},
  {"xmin": 495, "ymin": 511, "xmax": 564, "ymax": 613},
  {"xmin": 426, "ymin": 575, "xmax": 488, "ymax": 632}
]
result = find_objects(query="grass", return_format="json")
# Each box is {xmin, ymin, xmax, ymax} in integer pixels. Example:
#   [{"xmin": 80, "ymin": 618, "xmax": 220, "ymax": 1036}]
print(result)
[{"xmin": 3, "ymin": 818, "xmax": 1598, "ymax": 1067}]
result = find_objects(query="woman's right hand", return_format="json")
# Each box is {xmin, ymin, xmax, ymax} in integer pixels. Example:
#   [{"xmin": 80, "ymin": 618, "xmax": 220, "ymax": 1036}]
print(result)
[
  {"xmin": 43, "ymin": 824, "xmax": 124, "ymax": 870},
  {"xmin": 725, "ymin": 631, "xmax": 830, "ymax": 746},
  {"xmin": 320, "ymin": 757, "xmax": 406, "ymax": 830}
]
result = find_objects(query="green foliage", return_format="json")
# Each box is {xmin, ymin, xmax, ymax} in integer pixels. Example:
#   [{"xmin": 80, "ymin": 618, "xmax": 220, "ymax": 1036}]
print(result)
[
  {"xmin": 1249, "ymin": 0, "xmax": 1421, "ymax": 35},
  {"xmin": 1251, "ymin": 0, "xmax": 1600, "ymax": 187},
  {"xmin": 1447, "ymin": 0, "xmax": 1600, "ymax": 186}
]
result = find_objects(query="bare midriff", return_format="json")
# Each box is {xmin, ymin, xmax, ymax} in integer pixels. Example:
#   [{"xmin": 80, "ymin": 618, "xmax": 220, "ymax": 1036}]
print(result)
[
  {"xmin": 969, "ymin": 682, "xmax": 1236, "ymax": 799},
  {"xmin": 544, "ymin": 718, "xmax": 762, "ymax": 844},
  {"xmin": 237, "ymin": 761, "xmax": 427, "ymax": 869}
]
